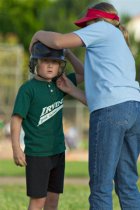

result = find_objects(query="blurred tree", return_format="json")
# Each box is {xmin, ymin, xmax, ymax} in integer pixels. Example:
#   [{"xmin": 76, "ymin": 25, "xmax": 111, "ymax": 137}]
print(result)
[
  {"xmin": 0, "ymin": 0, "xmax": 52, "ymax": 50},
  {"xmin": 0, "ymin": 0, "xmax": 99, "ymax": 82},
  {"xmin": 121, "ymin": 14, "xmax": 140, "ymax": 81},
  {"xmin": 129, "ymin": 36, "xmax": 140, "ymax": 81},
  {"xmin": 0, "ymin": 0, "xmax": 98, "ymax": 51}
]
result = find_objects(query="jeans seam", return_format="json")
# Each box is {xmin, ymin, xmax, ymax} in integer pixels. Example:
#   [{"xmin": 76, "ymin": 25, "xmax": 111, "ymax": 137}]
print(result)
[{"xmin": 93, "ymin": 118, "xmax": 101, "ymax": 179}]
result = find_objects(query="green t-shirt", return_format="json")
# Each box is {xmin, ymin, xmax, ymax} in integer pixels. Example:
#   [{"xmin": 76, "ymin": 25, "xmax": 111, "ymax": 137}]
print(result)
[{"xmin": 12, "ymin": 73, "xmax": 76, "ymax": 156}]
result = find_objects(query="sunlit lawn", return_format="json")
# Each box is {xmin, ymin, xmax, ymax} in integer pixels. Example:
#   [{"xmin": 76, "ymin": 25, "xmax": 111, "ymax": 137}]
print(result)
[
  {"xmin": 0, "ymin": 160, "xmax": 89, "ymax": 177},
  {"xmin": 1, "ymin": 160, "xmax": 140, "ymax": 178},
  {"xmin": 0, "ymin": 160, "xmax": 140, "ymax": 210},
  {"xmin": 1, "ymin": 182, "xmax": 140, "ymax": 210},
  {"xmin": 2, "ymin": 183, "xmax": 139, "ymax": 210},
  {"xmin": 0, "ymin": 184, "xmax": 123, "ymax": 210}
]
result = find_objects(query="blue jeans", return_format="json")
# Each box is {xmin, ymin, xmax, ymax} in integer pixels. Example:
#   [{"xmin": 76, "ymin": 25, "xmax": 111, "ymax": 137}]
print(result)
[{"xmin": 89, "ymin": 101, "xmax": 140, "ymax": 210}]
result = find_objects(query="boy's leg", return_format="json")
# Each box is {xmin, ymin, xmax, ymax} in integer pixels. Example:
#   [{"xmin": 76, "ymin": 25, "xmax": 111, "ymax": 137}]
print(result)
[
  {"xmin": 26, "ymin": 153, "xmax": 64, "ymax": 210},
  {"xmin": 26, "ymin": 156, "xmax": 51, "ymax": 199},
  {"xmin": 28, "ymin": 193, "xmax": 59, "ymax": 210},
  {"xmin": 44, "ymin": 153, "xmax": 65, "ymax": 210},
  {"xmin": 28, "ymin": 197, "xmax": 46, "ymax": 210},
  {"xmin": 44, "ymin": 192, "xmax": 59, "ymax": 210}
]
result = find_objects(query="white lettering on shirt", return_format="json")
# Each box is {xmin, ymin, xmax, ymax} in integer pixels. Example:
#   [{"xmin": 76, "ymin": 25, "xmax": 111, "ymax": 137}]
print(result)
[{"xmin": 38, "ymin": 99, "xmax": 63, "ymax": 126}]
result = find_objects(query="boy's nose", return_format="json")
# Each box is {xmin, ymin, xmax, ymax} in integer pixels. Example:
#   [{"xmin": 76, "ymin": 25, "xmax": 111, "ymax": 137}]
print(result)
[{"xmin": 48, "ymin": 61, "xmax": 53, "ymax": 66}]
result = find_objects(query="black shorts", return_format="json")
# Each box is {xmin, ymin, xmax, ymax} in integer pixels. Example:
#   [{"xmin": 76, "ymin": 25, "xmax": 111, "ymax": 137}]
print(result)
[{"xmin": 25, "ymin": 152, "xmax": 65, "ymax": 198}]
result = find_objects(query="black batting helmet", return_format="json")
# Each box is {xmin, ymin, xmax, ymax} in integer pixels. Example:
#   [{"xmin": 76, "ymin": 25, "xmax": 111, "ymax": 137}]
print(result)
[{"xmin": 29, "ymin": 41, "xmax": 66, "ymax": 74}]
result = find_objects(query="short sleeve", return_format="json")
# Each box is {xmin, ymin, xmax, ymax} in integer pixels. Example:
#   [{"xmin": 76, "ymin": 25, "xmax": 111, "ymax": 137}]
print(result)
[
  {"xmin": 67, "ymin": 73, "xmax": 77, "ymax": 86},
  {"xmin": 62, "ymin": 73, "xmax": 77, "ymax": 97},
  {"xmin": 12, "ymin": 85, "xmax": 31, "ymax": 119},
  {"xmin": 73, "ymin": 21, "xmax": 108, "ymax": 47}
]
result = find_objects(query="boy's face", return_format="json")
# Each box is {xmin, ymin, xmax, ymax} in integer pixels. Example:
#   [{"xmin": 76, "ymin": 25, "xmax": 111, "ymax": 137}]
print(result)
[{"xmin": 37, "ymin": 58, "xmax": 61, "ymax": 81}]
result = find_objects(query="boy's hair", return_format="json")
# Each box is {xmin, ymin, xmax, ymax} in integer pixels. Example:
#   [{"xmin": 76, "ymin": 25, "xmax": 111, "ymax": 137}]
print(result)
[
  {"xmin": 29, "ymin": 42, "xmax": 66, "ymax": 74},
  {"xmin": 92, "ymin": 2, "xmax": 129, "ymax": 46}
]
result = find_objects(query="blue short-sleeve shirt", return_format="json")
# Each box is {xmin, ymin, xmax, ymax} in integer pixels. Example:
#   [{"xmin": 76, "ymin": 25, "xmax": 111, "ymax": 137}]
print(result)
[{"xmin": 74, "ymin": 21, "xmax": 140, "ymax": 113}]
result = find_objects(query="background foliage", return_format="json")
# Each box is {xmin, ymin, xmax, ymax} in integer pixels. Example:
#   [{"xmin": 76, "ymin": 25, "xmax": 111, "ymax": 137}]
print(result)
[
  {"xmin": 0, "ymin": 0, "xmax": 96, "ymax": 50},
  {"xmin": 0, "ymin": 0, "xmax": 97, "ymax": 79},
  {"xmin": 0, "ymin": 0, "xmax": 139, "ymax": 78}
]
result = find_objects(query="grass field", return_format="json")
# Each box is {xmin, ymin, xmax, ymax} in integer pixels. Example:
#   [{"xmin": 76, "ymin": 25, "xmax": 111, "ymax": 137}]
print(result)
[
  {"xmin": 0, "ymin": 160, "xmax": 140, "ymax": 210},
  {"xmin": 0, "ymin": 159, "xmax": 89, "ymax": 177},
  {"xmin": 0, "ymin": 184, "xmax": 123, "ymax": 210},
  {"xmin": 1, "ymin": 159, "xmax": 140, "ymax": 177},
  {"xmin": 1, "ymin": 183, "xmax": 138, "ymax": 210}
]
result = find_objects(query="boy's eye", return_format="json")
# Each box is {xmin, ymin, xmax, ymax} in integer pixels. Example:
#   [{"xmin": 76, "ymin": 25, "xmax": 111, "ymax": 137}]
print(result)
[{"xmin": 42, "ymin": 59, "xmax": 49, "ymax": 62}]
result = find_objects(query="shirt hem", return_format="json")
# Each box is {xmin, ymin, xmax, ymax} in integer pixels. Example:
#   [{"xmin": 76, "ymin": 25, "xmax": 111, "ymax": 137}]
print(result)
[
  {"xmin": 24, "ymin": 148, "xmax": 66, "ymax": 157},
  {"xmin": 89, "ymin": 97, "xmax": 140, "ymax": 113}
]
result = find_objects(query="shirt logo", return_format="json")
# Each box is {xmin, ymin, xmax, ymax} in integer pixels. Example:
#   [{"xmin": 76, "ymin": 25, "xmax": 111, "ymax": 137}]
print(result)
[{"xmin": 38, "ymin": 99, "xmax": 63, "ymax": 126}]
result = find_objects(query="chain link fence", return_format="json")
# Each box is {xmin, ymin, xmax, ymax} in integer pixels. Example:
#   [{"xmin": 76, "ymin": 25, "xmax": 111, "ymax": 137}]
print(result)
[{"xmin": 0, "ymin": 44, "xmax": 24, "ymax": 137}]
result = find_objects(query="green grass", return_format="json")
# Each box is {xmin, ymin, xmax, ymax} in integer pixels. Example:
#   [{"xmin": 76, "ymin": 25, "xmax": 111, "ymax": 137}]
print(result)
[
  {"xmin": 0, "ymin": 160, "xmax": 25, "ymax": 177},
  {"xmin": 0, "ymin": 184, "xmax": 123, "ymax": 210},
  {"xmin": 0, "ymin": 159, "xmax": 140, "ymax": 178},
  {"xmin": 65, "ymin": 161, "xmax": 88, "ymax": 177},
  {"xmin": 0, "ymin": 185, "xmax": 28, "ymax": 210},
  {"xmin": 1, "ymin": 183, "xmax": 140, "ymax": 210},
  {"xmin": 0, "ymin": 160, "xmax": 88, "ymax": 177},
  {"xmin": 0, "ymin": 160, "xmax": 140, "ymax": 210}
]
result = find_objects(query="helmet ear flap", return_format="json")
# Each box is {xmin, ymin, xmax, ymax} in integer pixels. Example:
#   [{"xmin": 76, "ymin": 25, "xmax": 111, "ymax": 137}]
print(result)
[
  {"xmin": 60, "ymin": 61, "xmax": 66, "ymax": 70},
  {"xmin": 29, "ymin": 58, "xmax": 38, "ymax": 73},
  {"xmin": 52, "ymin": 61, "xmax": 66, "ymax": 82}
]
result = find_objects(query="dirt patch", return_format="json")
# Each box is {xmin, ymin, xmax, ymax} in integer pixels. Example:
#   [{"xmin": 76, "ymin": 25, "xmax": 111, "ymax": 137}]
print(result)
[
  {"xmin": 0, "ymin": 176, "xmax": 88, "ymax": 186},
  {"xmin": 1, "ymin": 138, "xmax": 140, "ymax": 162},
  {"xmin": 0, "ymin": 138, "xmax": 88, "ymax": 161},
  {"xmin": 0, "ymin": 138, "xmax": 13, "ymax": 159}
]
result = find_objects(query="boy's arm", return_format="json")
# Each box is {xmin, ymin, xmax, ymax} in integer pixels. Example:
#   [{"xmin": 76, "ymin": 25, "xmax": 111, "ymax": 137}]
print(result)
[
  {"xmin": 10, "ymin": 115, "xmax": 26, "ymax": 167},
  {"xmin": 57, "ymin": 74, "xmax": 86, "ymax": 105},
  {"xmin": 65, "ymin": 49, "xmax": 84, "ymax": 84}
]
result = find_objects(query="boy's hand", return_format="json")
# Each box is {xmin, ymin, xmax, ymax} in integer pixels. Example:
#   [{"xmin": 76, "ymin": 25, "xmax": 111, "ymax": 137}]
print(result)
[
  {"xmin": 13, "ymin": 147, "xmax": 27, "ymax": 167},
  {"xmin": 57, "ymin": 74, "xmax": 86, "ymax": 105}
]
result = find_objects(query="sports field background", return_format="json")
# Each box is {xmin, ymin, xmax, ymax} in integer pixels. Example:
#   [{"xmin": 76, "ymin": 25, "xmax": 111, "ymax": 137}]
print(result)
[{"xmin": 0, "ymin": 138, "xmax": 140, "ymax": 210}]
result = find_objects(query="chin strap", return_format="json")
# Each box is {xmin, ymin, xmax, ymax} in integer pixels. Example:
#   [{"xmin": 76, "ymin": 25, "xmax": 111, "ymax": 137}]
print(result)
[{"xmin": 52, "ymin": 70, "xmax": 64, "ymax": 82}]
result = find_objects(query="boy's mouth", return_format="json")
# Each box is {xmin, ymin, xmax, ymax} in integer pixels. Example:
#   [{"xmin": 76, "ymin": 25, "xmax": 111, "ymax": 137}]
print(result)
[{"xmin": 47, "ymin": 70, "xmax": 53, "ymax": 73}]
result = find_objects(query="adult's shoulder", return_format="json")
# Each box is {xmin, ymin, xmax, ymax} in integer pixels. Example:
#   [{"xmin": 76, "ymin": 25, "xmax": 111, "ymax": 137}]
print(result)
[{"xmin": 89, "ymin": 20, "xmax": 114, "ymax": 30}]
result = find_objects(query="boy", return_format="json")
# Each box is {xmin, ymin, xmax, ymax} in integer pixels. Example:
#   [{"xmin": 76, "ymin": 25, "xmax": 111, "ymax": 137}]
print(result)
[{"xmin": 10, "ymin": 41, "xmax": 84, "ymax": 210}]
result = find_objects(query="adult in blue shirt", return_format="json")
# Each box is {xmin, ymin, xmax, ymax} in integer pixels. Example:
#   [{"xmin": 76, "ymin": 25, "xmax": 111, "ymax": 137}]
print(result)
[{"xmin": 29, "ymin": 2, "xmax": 140, "ymax": 210}]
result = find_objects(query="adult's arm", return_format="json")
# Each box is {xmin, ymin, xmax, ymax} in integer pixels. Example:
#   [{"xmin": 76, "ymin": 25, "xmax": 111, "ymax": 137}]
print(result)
[
  {"xmin": 29, "ymin": 31, "xmax": 84, "ymax": 52},
  {"xmin": 65, "ymin": 49, "xmax": 84, "ymax": 84},
  {"xmin": 57, "ymin": 74, "xmax": 86, "ymax": 105}
]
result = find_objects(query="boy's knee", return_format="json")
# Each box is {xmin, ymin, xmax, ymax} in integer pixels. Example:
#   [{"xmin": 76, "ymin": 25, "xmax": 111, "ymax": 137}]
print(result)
[
  {"xmin": 44, "ymin": 192, "xmax": 59, "ymax": 210},
  {"xmin": 28, "ymin": 197, "xmax": 46, "ymax": 210}
]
